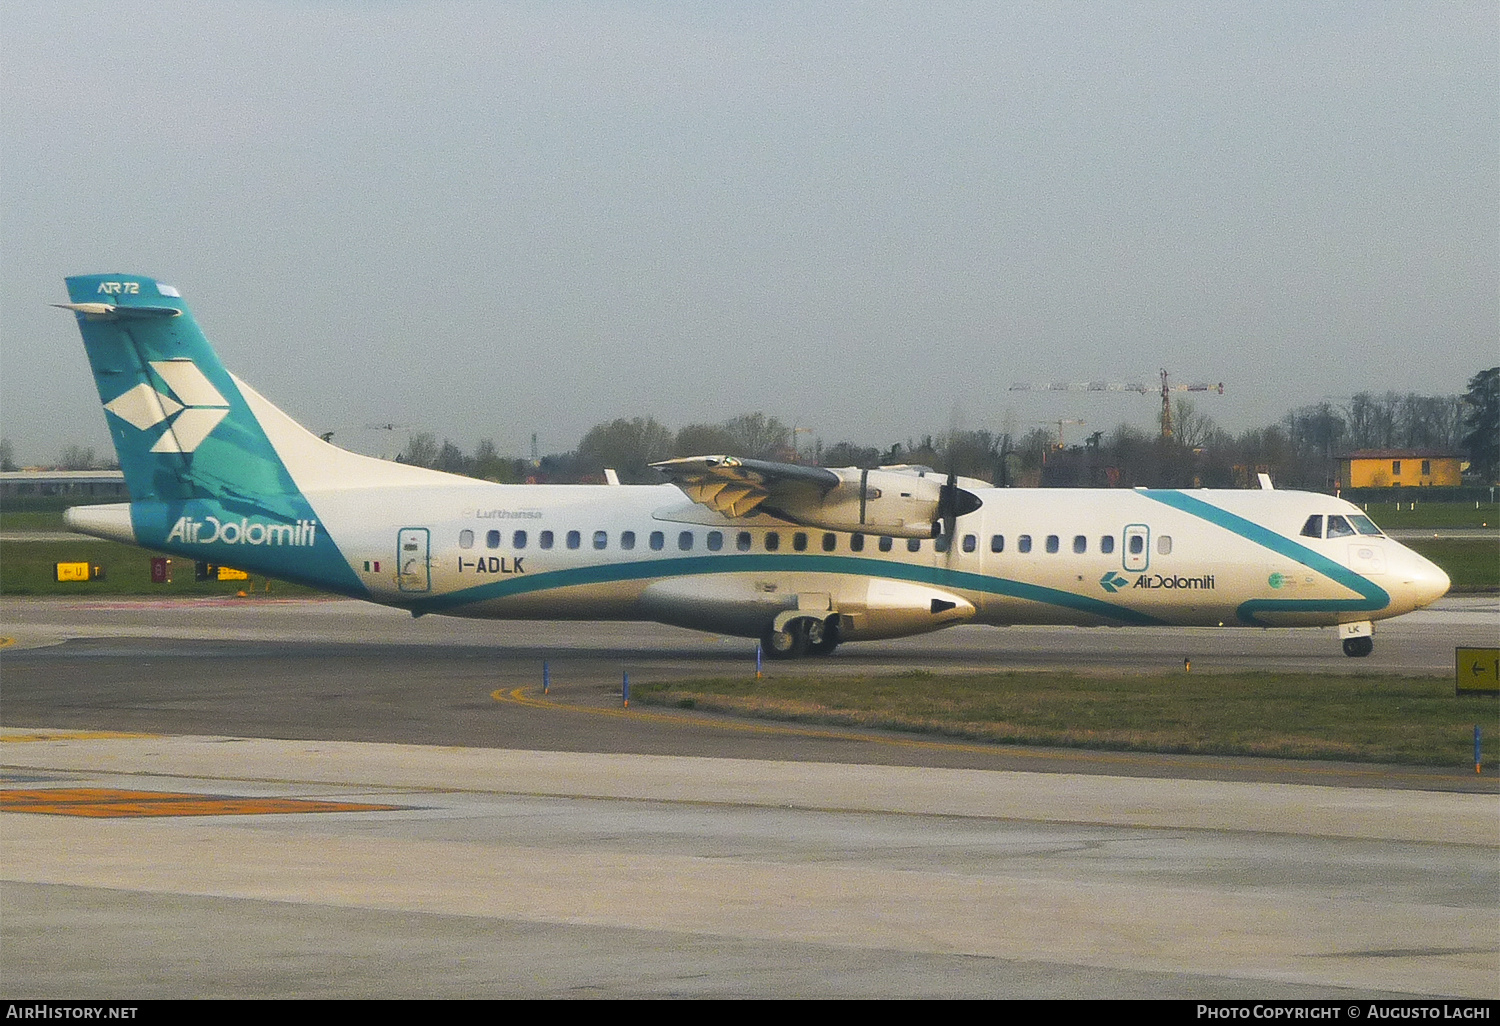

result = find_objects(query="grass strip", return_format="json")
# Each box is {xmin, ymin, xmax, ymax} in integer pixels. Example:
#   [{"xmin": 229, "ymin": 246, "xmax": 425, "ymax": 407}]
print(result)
[
  {"xmin": 1356, "ymin": 502, "xmax": 1499, "ymax": 530},
  {"xmin": 634, "ymin": 670, "xmax": 1500, "ymax": 767},
  {"xmin": 0, "ymin": 510, "xmax": 72, "ymax": 531},
  {"xmin": 1403, "ymin": 538, "xmax": 1499, "ymax": 592},
  {"xmin": 0, "ymin": 539, "xmax": 322, "ymax": 597}
]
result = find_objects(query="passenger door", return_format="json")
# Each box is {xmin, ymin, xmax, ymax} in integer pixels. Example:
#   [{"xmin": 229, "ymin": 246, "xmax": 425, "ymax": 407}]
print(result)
[
  {"xmin": 397, "ymin": 528, "xmax": 430, "ymax": 592},
  {"xmin": 1122, "ymin": 524, "xmax": 1150, "ymax": 572}
]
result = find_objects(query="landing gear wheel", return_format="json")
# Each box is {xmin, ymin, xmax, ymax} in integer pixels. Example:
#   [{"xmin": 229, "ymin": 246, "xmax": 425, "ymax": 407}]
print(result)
[
  {"xmin": 762, "ymin": 623, "xmax": 808, "ymax": 660},
  {"xmin": 807, "ymin": 617, "xmax": 841, "ymax": 656},
  {"xmin": 1342, "ymin": 636, "xmax": 1373, "ymax": 658},
  {"xmin": 803, "ymin": 617, "xmax": 825, "ymax": 648}
]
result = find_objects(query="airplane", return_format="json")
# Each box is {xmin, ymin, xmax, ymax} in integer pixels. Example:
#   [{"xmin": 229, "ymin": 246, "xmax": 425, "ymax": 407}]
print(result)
[{"xmin": 56, "ymin": 274, "xmax": 1450, "ymax": 659}]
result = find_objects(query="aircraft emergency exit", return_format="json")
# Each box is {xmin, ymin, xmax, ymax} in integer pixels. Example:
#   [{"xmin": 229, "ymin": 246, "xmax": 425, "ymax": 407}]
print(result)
[{"xmin": 58, "ymin": 275, "xmax": 1450, "ymax": 658}]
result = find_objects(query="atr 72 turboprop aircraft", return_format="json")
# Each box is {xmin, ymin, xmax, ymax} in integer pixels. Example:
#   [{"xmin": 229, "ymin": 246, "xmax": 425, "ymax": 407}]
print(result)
[{"xmin": 58, "ymin": 274, "xmax": 1449, "ymax": 659}]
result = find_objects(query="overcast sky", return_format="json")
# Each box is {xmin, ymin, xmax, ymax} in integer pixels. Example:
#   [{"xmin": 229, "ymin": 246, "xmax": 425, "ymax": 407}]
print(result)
[{"xmin": 3, "ymin": 1, "xmax": 1495, "ymax": 464}]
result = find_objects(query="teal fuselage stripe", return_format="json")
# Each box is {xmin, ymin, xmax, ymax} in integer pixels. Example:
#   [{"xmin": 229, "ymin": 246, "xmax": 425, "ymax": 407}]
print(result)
[
  {"xmin": 408, "ymin": 552, "xmax": 1167, "ymax": 625},
  {"xmin": 1140, "ymin": 490, "xmax": 1389, "ymax": 624}
]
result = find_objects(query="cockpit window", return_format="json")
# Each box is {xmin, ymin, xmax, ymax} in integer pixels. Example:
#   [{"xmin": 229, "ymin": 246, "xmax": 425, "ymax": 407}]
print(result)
[
  {"xmin": 1300, "ymin": 515, "xmax": 1323, "ymax": 539},
  {"xmin": 1325, "ymin": 515, "xmax": 1355, "ymax": 539},
  {"xmin": 1348, "ymin": 514, "xmax": 1383, "ymax": 536}
]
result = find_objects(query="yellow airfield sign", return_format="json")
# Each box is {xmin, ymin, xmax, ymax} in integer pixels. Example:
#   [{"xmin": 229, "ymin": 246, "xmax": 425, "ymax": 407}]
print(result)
[{"xmin": 1455, "ymin": 648, "xmax": 1500, "ymax": 695}]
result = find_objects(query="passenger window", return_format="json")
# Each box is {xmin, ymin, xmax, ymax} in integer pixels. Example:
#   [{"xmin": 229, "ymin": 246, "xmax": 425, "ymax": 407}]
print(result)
[
  {"xmin": 1019, "ymin": 535, "xmax": 1032, "ymax": 553},
  {"xmin": 566, "ymin": 530, "xmax": 581, "ymax": 550},
  {"xmin": 678, "ymin": 531, "xmax": 693, "ymax": 551},
  {"xmin": 822, "ymin": 533, "xmax": 836, "ymax": 552},
  {"xmin": 1128, "ymin": 535, "xmax": 1144, "ymax": 555},
  {"xmin": 907, "ymin": 538, "xmax": 922, "ymax": 552},
  {"xmin": 1326, "ymin": 516, "xmax": 1355, "ymax": 539},
  {"xmin": 487, "ymin": 530, "xmax": 501, "ymax": 549},
  {"xmin": 878, "ymin": 536, "xmax": 893, "ymax": 553},
  {"xmin": 1100, "ymin": 536, "xmax": 1114, "ymax": 554},
  {"xmin": 1158, "ymin": 535, "xmax": 1172, "ymax": 555},
  {"xmin": 649, "ymin": 531, "xmax": 664, "ymax": 551},
  {"xmin": 511, "ymin": 530, "xmax": 526, "ymax": 549},
  {"xmin": 459, "ymin": 530, "xmax": 474, "ymax": 549},
  {"xmin": 765, "ymin": 532, "xmax": 780, "ymax": 551},
  {"xmin": 737, "ymin": 531, "xmax": 752, "ymax": 551},
  {"xmin": 707, "ymin": 531, "xmax": 723, "ymax": 551},
  {"xmin": 1073, "ymin": 535, "xmax": 1087, "ymax": 554},
  {"xmin": 540, "ymin": 530, "xmax": 554, "ymax": 549},
  {"xmin": 962, "ymin": 534, "xmax": 977, "ymax": 553},
  {"xmin": 1045, "ymin": 535, "xmax": 1059, "ymax": 554},
  {"xmin": 990, "ymin": 534, "xmax": 1004, "ymax": 553},
  {"xmin": 1300, "ymin": 515, "xmax": 1323, "ymax": 539},
  {"xmin": 850, "ymin": 533, "xmax": 865, "ymax": 552},
  {"xmin": 620, "ymin": 531, "xmax": 635, "ymax": 550},
  {"xmin": 593, "ymin": 530, "xmax": 607, "ymax": 550},
  {"xmin": 934, "ymin": 534, "xmax": 950, "ymax": 553},
  {"xmin": 793, "ymin": 532, "xmax": 808, "ymax": 552}
]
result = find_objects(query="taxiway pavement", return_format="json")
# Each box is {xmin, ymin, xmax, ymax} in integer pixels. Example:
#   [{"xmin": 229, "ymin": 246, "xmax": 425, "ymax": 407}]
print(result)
[{"xmin": 2, "ymin": 597, "xmax": 1496, "ymax": 998}]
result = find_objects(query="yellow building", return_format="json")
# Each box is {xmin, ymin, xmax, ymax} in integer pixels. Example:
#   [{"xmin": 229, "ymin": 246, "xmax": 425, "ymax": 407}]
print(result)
[{"xmin": 1338, "ymin": 450, "xmax": 1462, "ymax": 489}]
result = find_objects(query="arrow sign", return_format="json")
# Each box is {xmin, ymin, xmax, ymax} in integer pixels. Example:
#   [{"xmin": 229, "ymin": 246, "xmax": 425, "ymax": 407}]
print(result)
[{"xmin": 1455, "ymin": 647, "xmax": 1500, "ymax": 696}]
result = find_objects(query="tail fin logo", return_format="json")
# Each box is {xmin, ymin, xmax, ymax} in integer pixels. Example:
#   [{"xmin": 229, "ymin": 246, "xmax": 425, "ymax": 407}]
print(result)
[{"xmin": 103, "ymin": 359, "xmax": 231, "ymax": 454}]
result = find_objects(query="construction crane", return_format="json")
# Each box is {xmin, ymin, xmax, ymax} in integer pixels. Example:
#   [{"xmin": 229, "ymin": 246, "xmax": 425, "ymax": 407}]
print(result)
[
  {"xmin": 1008, "ymin": 370, "xmax": 1224, "ymax": 440},
  {"xmin": 1032, "ymin": 419, "xmax": 1086, "ymax": 449}
]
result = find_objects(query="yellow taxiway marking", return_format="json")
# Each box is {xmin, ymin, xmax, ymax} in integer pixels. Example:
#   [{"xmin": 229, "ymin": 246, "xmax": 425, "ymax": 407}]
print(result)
[
  {"xmin": 0, "ymin": 637, "xmax": 15, "ymax": 649},
  {"xmin": 2, "ymin": 730, "xmax": 157, "ymax": 743},
  {"xmin": 0, "ymin": 787, "xmax": 404, "ymax": 818}
]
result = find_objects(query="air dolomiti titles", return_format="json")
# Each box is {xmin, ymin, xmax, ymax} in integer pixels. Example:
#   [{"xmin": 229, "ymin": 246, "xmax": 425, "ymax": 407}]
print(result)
[{"xmin": 165, "ymin": 516, "xmax": 318, "ymax": 547}]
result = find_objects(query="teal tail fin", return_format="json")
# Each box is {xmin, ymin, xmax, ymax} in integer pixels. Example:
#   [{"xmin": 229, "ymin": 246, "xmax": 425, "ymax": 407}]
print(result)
[
  {"xmin": 61, "ymin": 273, "xmax": 302, "ymax": 513},
  {"xmin": 60, "ymin": 273, "xmax": 367, "ymax": 595}
]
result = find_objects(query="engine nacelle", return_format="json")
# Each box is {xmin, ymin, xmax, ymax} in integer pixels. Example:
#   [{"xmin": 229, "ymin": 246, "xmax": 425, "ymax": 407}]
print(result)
[
  {"xmin": 651, "ymin": 455, "xmax": 985, "ymax": 539},
  {"xmin": 772, "ymin": 468, "xmax": 980, "ymax": 538}
]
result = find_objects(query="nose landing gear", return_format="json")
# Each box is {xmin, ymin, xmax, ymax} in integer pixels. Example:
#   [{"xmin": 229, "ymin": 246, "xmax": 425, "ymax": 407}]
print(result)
[{"xmin": 1339, "ymin": 621, "xmax": 1374, "ymax": 658}]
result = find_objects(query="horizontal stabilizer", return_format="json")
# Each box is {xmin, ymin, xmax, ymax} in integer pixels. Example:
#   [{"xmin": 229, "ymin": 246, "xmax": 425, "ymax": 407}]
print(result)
[{"xmin": 54, "ymin": 302, "xmax": 182, "ymax": 319}]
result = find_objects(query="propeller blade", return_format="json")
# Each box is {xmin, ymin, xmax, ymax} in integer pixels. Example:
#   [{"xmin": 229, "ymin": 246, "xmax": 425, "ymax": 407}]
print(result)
[{"xmin": 943, "ymin": 470, "xmax": 958, "ymax": 545}]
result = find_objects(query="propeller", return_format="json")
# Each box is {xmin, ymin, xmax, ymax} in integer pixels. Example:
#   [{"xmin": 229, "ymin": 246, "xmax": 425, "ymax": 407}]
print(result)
[
  {"xmin": 938, "ymin": 469, "xmax": 959, "ymax": 549},
  {"xmin": 935, "ymin": 470, "xmax": 982, "ymax": 548},
  {"xmin": 933, "ymin": 420, "xmax": 983, "ymax": 552}
]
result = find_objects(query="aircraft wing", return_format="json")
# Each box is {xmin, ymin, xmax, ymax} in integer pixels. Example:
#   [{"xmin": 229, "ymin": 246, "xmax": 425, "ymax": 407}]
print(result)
[{"xmin": 651, "ymin": 456, "xmax": 840, "ymax": 519}]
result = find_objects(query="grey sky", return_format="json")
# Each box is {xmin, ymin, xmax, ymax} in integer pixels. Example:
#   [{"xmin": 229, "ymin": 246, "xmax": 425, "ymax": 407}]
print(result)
[{"xmin": 3, "ymin": 1, "xmax": 1495, "ymax": 464}]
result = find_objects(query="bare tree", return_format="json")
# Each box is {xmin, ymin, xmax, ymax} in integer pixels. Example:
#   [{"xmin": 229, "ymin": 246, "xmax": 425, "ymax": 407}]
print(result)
[
  {"xmin": 721, "ymin": 413, "xmax": 791, "ymax": 460},
  {"xmin": 673, "ymin": 423, "xmax": 741, "ymax": 457},
  {"xmin": 1170, "ymin": 399, "xmax": 1217, "ymax": 450},
  {"xmin": 57, "ymin": 444, "xmax": 97, "ymax": 470},
  {"xmin": 401, "ymin": 432, "xmax": 440, "ymax": 467},
  {"xmin": 577, "ymin": 417, "xmax": 673, "ymax": 483}
]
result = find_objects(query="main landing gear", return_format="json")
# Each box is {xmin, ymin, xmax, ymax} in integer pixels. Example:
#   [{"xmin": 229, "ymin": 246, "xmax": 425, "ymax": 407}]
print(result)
[
  {"xmin": 1342, "ymin": 636, "xmax": 1373, "ymax": 658},
  {"xmin": 762, "ymin": 616, "xmax": 841, "ymax": 659}
]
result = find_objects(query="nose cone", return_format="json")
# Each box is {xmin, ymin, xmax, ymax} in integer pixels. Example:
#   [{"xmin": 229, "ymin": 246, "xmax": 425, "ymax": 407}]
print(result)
[{"xmin": 1406, "ymin": 551, "xmax": 1451, "ymax": 610}]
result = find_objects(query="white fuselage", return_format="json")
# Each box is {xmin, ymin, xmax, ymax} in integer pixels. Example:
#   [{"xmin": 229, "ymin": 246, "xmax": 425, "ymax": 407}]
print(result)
[{"xmin": 287, "ymin": 478, "xmax": 1447, "ymax": 642}]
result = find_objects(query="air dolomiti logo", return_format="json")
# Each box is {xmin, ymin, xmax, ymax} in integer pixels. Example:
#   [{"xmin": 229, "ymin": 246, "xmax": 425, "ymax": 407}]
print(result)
[
  {"xmin": 166, "ymin": 515, "xmax": 318, "ymax": 547},
  {"xmin": 103, "ymin": 358, "xmax": 230, "ymax": 453},
  {"xmin": 1100, "ymin": 570, "xmax": 1216, "ymax": 593}
]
